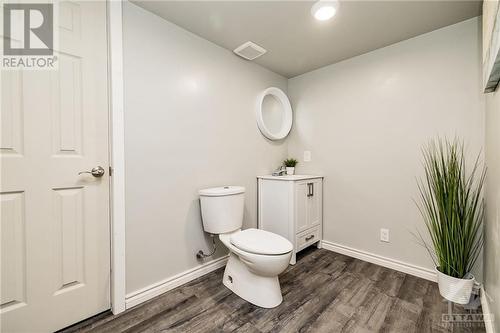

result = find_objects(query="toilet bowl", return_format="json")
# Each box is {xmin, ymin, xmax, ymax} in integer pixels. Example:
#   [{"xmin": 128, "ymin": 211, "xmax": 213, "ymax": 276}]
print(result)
[
  {"xmin": 199, "ymin": 186, "xmax": 292, "ymax": 308},
  {"xmin": 220, "ymin": 229, "xmax": 292, "ymax": 308}
]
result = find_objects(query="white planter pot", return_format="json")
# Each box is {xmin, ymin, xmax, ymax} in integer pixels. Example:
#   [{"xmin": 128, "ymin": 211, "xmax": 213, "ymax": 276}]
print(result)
[
  {"xmin": 286, "ymin": 167, "xmax": 295, "ymax": 175},
  {"xmin": 436, "ymin": 267, "xmax": 474, "ymax": 305}
]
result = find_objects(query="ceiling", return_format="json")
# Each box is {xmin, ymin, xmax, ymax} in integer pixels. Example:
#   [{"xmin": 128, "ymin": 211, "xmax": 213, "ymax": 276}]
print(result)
[{"xmin": 133, "ymin": 1, "xmax": 482, "ymax": 78}]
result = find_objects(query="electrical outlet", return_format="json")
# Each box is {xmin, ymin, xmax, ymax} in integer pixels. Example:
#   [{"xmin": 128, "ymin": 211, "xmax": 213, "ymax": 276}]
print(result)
[
  {"xmin": 380, "ymin": 228, "xmax": 390, "ymax": 242},
  {"xmin": 304, "ymin": 151, "xmax": 311, "ymax": 162}
]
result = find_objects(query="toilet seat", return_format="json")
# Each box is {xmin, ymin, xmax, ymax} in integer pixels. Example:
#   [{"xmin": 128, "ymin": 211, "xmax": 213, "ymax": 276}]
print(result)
[{"xmin": 230, "ymin": 228, "xmax": 292, "ymax": 255}]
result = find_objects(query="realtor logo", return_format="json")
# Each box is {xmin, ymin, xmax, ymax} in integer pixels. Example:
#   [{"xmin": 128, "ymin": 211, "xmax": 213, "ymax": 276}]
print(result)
[
  {"xmin": 4, "ymin": 3, "xmax": 53, "ymax": 55},
  {"xmin": 2, "ymin": 2, "xmax": 57, "ymax": 69}
]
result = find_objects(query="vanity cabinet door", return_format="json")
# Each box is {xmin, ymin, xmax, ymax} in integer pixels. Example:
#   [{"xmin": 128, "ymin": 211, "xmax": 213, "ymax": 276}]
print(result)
[
  {"xmin": 295, "ymin": 182, "xmax": 309, "ymax": 233},
  {"xmin": 307, "ymin": 179, "xmax": 322, "ymax": 228},
  {"xmin": 295, "ymin": 179, "xmax": 322, "ymax": 234}
]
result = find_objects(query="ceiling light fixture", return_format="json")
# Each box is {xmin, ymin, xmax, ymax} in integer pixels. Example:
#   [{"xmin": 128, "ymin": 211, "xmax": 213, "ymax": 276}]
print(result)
[{"xmin": 311, "ymin": 0, "xmax": 339, "ymax": 21}]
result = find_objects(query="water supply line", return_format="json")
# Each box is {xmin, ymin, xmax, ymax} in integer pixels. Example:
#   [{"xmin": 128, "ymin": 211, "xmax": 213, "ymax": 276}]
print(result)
[{"xmin": 196, "ymin": 234, "xmax": 217, "ymax": 259}]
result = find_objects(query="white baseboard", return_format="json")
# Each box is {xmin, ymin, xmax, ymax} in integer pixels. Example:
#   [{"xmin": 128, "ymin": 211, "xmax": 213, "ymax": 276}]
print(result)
[
  {"xmin": 481, "ymin": 287, "xmax": 496, "ymax": 333},
  {"xmin": 321, "ymin": 240, "xmax": 437, "ymax": 282},
  {"xmin": 125, "ymin": 255, "xmax": 229, "ymax": 309}
]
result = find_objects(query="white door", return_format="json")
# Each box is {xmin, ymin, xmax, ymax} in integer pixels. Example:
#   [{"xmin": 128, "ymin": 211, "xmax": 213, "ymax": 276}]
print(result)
[{"xmin": 1, "ymin": 2, "xmax": 110, "ymax": 332}]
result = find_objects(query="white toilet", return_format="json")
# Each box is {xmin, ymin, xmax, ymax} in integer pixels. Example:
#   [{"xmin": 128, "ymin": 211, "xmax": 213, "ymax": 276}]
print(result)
[{"xmin": 199, "ymin": 186, "xmax": 293, "ymax": 308}]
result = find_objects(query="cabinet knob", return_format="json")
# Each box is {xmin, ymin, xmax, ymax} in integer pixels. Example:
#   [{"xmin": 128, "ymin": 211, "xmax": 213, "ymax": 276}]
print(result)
[{"xmin": 305, "ymin": 235, "xmax": 315, "ymax": 241}]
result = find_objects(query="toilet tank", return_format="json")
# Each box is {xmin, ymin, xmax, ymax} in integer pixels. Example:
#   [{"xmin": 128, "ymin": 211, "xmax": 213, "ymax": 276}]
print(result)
[{"xmin": 199, "ymin": 186, "xmax": 245, "ymax": 234}]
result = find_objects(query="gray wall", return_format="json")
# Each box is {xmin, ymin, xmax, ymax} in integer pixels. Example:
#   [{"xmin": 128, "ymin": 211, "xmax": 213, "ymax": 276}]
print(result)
[
  {"xmin": 484, "ymin": 86, "xmax": 500, "ymax": 331},
  {"xmin": 123, "ymin": 4, "xmax": 487, "ymax": 300},
  {"xmin": 286, "ymin": 18, "xmax": 485, "ymax": 272},
  {"xmin": 123, "ymin": 2, "xmax": 287, "ymax": 295}
]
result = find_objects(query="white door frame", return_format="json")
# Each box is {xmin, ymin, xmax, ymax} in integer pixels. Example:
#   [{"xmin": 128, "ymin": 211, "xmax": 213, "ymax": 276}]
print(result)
[{"xmin": 107, "ymin": 0, "xmax": 126, "ymax": 314}]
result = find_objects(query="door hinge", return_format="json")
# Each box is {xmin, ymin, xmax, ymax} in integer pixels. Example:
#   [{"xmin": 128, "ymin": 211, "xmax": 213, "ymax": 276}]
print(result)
[{"xmin": 109, "ymin": 166, "xmax": 113, "ymax": 176}]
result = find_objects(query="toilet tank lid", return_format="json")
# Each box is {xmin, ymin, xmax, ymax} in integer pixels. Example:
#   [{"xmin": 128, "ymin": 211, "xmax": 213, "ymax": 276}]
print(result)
[{"xmin": 199, "ymin": 186, "xmax": 245, "ymax": 197}]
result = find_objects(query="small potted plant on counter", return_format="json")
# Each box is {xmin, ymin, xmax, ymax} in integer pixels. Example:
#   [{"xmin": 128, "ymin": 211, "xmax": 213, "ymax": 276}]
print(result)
[
  {"xmin": 284, "ymin": 158, "xmax": 298, "ymax": 175},
  {"xmin": 416, "ymin": 138, "xmax": 485, "ymax": 305}
]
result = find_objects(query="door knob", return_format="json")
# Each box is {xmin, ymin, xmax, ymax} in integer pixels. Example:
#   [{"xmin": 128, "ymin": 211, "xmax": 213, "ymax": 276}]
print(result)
[{"xmin": 79, "ymin": 166, "xmax": 105, "ymax": 177}]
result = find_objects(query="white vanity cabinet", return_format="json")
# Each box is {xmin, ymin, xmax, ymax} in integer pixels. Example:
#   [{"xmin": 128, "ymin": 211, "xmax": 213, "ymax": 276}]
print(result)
[{"xmin": 257, "ymin": 175, "xmax": 323, "ymax": 264}]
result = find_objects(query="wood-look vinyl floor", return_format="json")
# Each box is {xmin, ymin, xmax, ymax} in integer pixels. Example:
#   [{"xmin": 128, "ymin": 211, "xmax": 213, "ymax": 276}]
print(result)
[{"xmin": 60, "ymin": 248, "xmax": 486, "ymax": 333}]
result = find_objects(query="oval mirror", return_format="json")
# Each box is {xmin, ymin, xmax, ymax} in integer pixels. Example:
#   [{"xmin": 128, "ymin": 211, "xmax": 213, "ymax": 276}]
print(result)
[{"xmin": 256, "ymin": 87, "xmax": 292, "ymax": 140}]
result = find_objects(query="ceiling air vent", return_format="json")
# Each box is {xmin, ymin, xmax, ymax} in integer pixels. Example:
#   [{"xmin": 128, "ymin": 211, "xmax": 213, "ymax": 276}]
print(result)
[{"xmin": 233, "ymin": 41, "xmax": 267, "ymax": 60}]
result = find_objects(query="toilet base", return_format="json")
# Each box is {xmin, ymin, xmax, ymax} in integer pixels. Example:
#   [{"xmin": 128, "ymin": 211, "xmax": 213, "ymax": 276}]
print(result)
[{"xmin": 223, "ymin": 253, "xmax": 283, "ymax": 308}]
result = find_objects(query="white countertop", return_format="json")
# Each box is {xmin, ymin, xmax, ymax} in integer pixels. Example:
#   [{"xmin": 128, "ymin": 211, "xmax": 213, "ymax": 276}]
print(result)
[{"xmin": 257, "ymin": 175, "xmax": 323, "ymax": 181}]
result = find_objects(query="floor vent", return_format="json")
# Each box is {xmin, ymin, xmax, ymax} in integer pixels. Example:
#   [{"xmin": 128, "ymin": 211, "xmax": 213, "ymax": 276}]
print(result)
[{"xmin": 233, "ymin": 41, "xmax": 267, "ymax": 60}]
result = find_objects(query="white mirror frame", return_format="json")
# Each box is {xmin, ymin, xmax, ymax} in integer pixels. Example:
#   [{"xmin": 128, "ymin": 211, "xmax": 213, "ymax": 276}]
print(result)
[{"xmin": 256, "ymin": 87, "xmax": 293, "ymax": 140}]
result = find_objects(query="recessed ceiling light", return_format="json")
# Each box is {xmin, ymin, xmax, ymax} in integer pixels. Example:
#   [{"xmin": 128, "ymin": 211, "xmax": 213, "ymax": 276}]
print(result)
[{"xmin": 311, "ymin": 0, "xmax": 339, "ymax": 21}]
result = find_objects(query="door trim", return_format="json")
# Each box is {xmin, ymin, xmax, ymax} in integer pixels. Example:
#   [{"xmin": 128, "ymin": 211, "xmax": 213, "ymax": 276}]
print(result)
[{"xmin": 107, "ymin": 0, "xmax": 126, "ymax": 315}]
